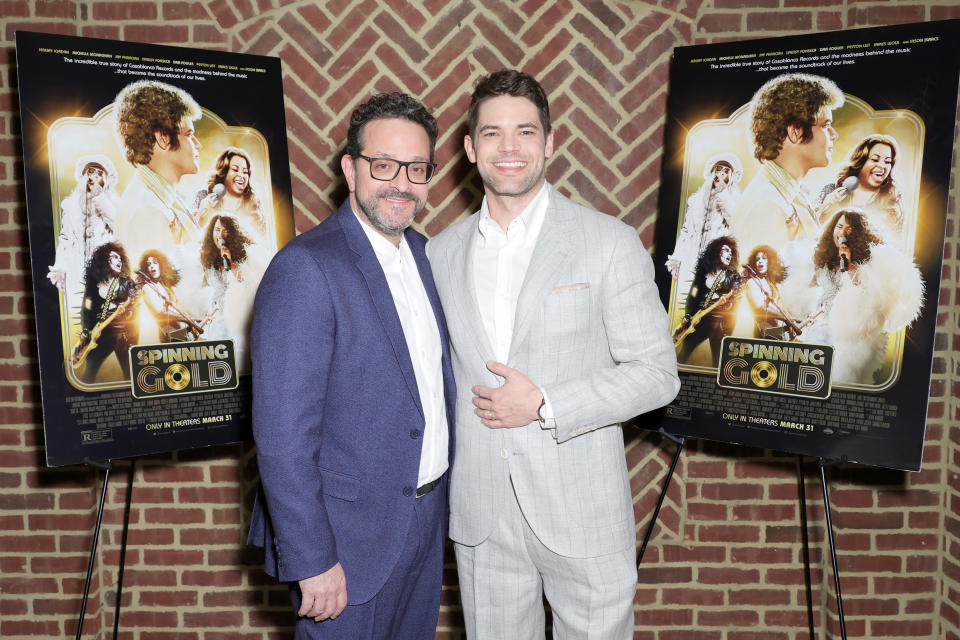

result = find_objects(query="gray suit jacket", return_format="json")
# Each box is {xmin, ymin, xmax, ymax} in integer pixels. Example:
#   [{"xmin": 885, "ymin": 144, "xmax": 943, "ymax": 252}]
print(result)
[{"xmin": 427, "ymin": 184, "xmax": 679, "ymax": 558}]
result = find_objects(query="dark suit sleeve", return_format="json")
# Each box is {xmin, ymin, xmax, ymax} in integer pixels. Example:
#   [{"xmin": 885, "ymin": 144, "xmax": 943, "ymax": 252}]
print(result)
[{"xmin": 251, "ymin": 244, "xmax": 339, "ymax": 583}]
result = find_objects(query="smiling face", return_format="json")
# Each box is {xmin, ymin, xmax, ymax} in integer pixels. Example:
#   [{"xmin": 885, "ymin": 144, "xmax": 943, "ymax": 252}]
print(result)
[
  {"xmin": 464, "ymin": 95, "xmax": 554, "ymax": 205},
  {"xmin": 342, "ymin": 118, "xmax": 430, "ymax": 244},
  {"xmin": 224, "ymin": 154, "xmax": 250, "ymax": 197},
  {"xmin": 858, "ymin": 143, "xmax": 894, "ymax": 190}
]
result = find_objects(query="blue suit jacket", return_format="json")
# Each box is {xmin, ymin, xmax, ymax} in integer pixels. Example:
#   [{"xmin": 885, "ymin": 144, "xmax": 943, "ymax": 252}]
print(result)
[{"xmin": 247, "ymin": 200, "xmax": 456, "ymax": 603}]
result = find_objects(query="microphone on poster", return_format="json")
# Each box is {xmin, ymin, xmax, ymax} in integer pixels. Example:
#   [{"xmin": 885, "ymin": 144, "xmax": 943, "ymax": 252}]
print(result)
[{"xmin": 839, "ymin": 175, "xmax": 858, "ymax": 198}]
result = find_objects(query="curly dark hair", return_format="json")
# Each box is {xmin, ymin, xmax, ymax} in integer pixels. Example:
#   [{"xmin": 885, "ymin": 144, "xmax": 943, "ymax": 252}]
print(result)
[
  {"xmin": 467, "ymin": 69, "xmax": 551, "ymax": 139},
  {"xmin": 84, "ymin": 242, "xmax": 131, "ymax": 284},
  {"xmin": 200, "ymin": 215, "xmax": 253, "ymax": 270},
  {"xmin": 750, "ymin": 73, "xmax": 843, "ymax": 162},
  {"xmin": 345, "ymin": 93, "xmax": 437, "ymax": 162},
  {"xmin": 813, "ymin": 209, "xmax": 881, "ymax": 271},
  {"xmin": 696, "ymin": 235, "xmax": 739, "ymax": 276},
  {"xmin": 203, "ymin": 147, "xmax": 261, "ymax": 212},
  {"xmin": 136, "ymin": 250, "xmax": 180, "ymax": 288},
  {"xmin": 832, "ymin": 134, "xmax": 900, "ymax": 204},
  {"xmin": 745, "ymin": 245, "xmax": 786, "ymax": 284},
  {"xmin": 114, "ymin": 81, "xmax": 201, "ymax": 166}
]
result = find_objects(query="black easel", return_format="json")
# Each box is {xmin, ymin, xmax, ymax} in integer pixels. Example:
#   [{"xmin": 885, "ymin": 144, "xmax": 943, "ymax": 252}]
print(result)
[
  {"xmin": 637, "ymin": 432, "xmax": 685, "ymax": 566},
  {"xmin": 77, "ymin": 458, "xmax": 112, "ymax": 640},
  {"xmin": 797, "ymin": 456, "xmax": 816, "ymax": 639},
  {"xmin": 76, "ymin": 458, "xmax": 136, "ymax": 640},
  {"xmin": 113, "ymin": 459, "xmax": 136, "ymax": 637},
  {"xmin": 817, "ymin": 458, "xmax": 848, "ymax": 640},
  {"xmin": 637, "ymin": 441, "xmax": 848, "ymax": 639}
]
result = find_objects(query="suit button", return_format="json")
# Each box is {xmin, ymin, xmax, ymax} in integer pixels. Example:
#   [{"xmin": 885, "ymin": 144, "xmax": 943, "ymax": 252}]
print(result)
[
  {"xmin": 500, "ymin": 448, "xmax": 508, "ymax": 459},
  {"xmin": 410, "ymin": 429, "xmax": 421, "ymax": 439},
  {"xmin": 403, "ymin": 486, "xmax": 413, "ymax": 497}
]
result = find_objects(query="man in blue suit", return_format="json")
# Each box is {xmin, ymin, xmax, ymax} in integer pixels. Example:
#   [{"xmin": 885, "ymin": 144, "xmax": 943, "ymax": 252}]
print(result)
[{"xmin": 247, "ymin": 93, "xmax": 455, "ymax": 639}]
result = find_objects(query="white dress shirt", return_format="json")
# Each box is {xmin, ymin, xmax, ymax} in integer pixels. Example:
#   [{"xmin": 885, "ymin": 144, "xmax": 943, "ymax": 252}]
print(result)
[
  {"xmin": 472, "ymin": 183, "xmax": 555, "ymax": 422},
  {"xmin": 355, "ymin": 211, "xmax": 448, "ymax": 487}
]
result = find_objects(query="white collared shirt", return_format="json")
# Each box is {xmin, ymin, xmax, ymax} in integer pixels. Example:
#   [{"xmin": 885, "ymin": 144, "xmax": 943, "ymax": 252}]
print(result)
[
  {"xmin": 472, "ymin": 183, "xmax": 555, "ymax": 423},
  {"xmin": 474, "ymin": 183, "xmax": 549, "ymax": 362},
  {"xmin": 354, "ymin": 210, "xmax": 448, "ymax": 487}
]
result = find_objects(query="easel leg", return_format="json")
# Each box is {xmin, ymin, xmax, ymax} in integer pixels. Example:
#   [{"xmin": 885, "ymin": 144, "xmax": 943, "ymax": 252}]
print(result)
[
  {"xmin": 77, "ymin": 459, "xmax": 112, "ymax": 640},
  {"xmin": 797, "ymin": 456, "xmax": 815, "ymax": 638},
  {"xmin": 637, "ymin": 434, "xmax": 686, "ymax": 567},
  {"xmin": 819, "ymin": 459, "xmax": 848, "ymax": 640},
  {"xmin": 113, "ymin": 458, "xmax": 136, "ymax": 638}
]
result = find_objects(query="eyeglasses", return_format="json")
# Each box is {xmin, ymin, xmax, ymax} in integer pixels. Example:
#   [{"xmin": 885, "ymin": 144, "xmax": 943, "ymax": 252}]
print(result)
[{"xmin": 356, "ymin": 155, "xmax": 437, "ymax": 184}]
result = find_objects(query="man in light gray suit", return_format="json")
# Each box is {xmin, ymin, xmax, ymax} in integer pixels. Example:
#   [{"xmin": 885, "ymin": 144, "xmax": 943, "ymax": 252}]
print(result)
[{"xmin": 427, "ymin": 70, "xmax": 680, "ymax": 639}]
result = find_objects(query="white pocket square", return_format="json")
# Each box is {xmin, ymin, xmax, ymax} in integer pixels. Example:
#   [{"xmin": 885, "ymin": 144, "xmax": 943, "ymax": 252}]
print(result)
[{"xmin": 550, "ymin": 282, "xmax": 590, "ymax": 294}]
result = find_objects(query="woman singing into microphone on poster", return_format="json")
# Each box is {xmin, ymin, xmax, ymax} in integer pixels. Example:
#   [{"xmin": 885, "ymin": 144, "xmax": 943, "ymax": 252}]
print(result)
[
  {"xmin": 193, "ymin": 146, "xmax": 267, "ymax": 235},
  {"xmin": 801, "ymin": 208, "xmax": 922, "ymax": 384},
  {"xmin": 815, "ymin": 134, "xmax": 905, "ymax": 235},
  {"xmin": 200, "ymin": 214, "xmax": 267, "ymax": 370}
]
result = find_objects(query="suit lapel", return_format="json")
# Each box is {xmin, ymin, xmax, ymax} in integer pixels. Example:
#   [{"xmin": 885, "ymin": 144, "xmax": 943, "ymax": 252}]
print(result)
[
  {"xmin": 409, "ymin": 231, "xmax": 457, "ymax": 436},
  {"xmin": 510, "ymin": 187, "xmax": 575, "ymax": 361},
  {"xmin": 445, "ymin": 219, "xmax": 495, "ymax": 362},
  {"xmin": 337, "ymin": 203, "xmax": 424, "ymax": 419}
]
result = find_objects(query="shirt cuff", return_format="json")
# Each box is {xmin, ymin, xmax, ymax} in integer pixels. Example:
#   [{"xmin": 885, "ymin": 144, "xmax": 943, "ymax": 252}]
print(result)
[{"xmin": 537, "ymin": 386, "xmax": 556, "ymax": 430}]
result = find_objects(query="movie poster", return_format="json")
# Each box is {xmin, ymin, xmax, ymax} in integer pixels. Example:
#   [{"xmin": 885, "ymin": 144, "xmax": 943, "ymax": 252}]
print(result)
[
  {"xmin": 653, "ymin": 20, "xmax": 960, "ymax": 472},
  {"xmin": 16, "ymin": 32, "xmax": 295, "ymax": 466}
]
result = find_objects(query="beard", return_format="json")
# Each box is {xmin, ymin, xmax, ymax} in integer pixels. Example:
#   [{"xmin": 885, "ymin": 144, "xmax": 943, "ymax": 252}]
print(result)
[{"xmin": 355, "ymin": 187, "xmax": 424, "ymax": 238}]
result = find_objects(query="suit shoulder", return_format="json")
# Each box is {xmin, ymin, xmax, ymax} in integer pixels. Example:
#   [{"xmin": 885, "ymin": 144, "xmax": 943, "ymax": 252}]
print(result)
[
  {"xmin": 281, "ymin": 215, "xmax": 344, "ymax": 253},
  {"xmin": 555, "ymin": 193, "xmax": 639, "ymax": 242},
  {"xmin": 267, "ymin": 217, "xmax": 348, "ymax": 274},
  {"xmin": 427, "ymin": 214, "xmax": 474, "ymax": 255}
]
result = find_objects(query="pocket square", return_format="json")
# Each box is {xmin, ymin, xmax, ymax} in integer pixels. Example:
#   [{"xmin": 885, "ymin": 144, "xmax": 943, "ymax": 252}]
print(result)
[{"xmin": 550, "ymin": 282, "xmax": 590, "ymax": 294}]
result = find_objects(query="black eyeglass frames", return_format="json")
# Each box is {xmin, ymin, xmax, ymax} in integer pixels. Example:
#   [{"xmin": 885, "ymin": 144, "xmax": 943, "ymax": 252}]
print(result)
[{"xmin": 356, "ymin": 154, "xmax": 437, "ymax": 184}]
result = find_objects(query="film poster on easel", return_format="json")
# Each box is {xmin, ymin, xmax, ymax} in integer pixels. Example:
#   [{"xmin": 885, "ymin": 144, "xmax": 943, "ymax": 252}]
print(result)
[
  {"xmin": 653, "ymin": 20, "xmax": 960, "ymax": 472},
  {"xmin": 16, "ymin": 31, "xmax": 295, "ymax": 466}
]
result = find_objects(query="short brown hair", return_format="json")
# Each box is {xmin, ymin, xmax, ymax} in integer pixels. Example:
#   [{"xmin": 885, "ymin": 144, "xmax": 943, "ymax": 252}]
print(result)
[
  {"xmin": 467, "ymin": 69, "xmax": 551, "ymax": 139},
  {"xmin": 114, "ymin": 81, "xmax": 201, "ymax": 166},
  {"xmin": 749, "ymin": 73, "xmax": 843, "ymax": 161}
]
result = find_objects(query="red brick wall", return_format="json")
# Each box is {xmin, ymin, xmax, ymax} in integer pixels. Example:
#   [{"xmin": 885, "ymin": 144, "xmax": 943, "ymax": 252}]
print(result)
[{"xmin": 1, "ymin": 2, "xmax": 959, "ymax": 638}]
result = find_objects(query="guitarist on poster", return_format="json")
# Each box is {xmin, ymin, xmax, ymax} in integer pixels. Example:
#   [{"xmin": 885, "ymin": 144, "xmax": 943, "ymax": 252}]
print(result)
[
  {"xmin": 675, "ymin": 235, "xmax": 742, "ymax": 366},
  {"xmin": 74, "ymin": 242, "xmax": 139, "ymax": 382},
  {"xmin": 135, "ymin": 250, "xmax": 211, "ymax": 343}
]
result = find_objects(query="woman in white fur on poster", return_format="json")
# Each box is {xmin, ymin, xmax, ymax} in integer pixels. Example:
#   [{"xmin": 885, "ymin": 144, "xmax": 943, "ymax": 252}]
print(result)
[{"xmin": 792, "ymin": 207, "xmax": 923, "ymax": 385}]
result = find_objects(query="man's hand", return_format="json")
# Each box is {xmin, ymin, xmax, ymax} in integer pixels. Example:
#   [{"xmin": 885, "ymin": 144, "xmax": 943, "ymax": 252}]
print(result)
[
  {"xmin": 472, "ymin": 361, "xmax": 543, "ymax": 429},
  {"xmin": 298, "ymin": 563, "xmax": 347, "ymax": 622}
]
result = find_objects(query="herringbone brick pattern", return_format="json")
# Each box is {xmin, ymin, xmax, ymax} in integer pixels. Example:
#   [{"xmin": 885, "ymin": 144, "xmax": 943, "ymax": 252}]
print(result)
[{"xmin": 1, "ymin": 1, "xmax": 959, "ymax": 638}]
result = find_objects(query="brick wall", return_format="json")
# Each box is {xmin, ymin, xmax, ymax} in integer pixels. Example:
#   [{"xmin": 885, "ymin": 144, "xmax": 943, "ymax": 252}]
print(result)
[{"xmin": 1, "ymin": 1, "xmax": 958, "ymax": 638}]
